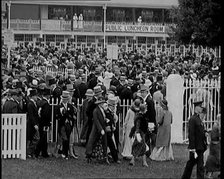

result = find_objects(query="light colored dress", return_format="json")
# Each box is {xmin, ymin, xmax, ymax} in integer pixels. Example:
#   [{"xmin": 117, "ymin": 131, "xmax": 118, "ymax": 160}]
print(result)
[
  {"xmin": 121, "ymin": 107, "xmax": 136, "ymax": 158},
  {"xmin": 150, "ymin": 108, "xmax": 174, "ymax": 161}
]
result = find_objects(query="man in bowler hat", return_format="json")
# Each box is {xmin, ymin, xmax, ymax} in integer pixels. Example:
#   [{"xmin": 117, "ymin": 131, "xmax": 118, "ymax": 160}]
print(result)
[{"xmin": 182, "ymin": 100, "xmax": 207, "ymax": 179}]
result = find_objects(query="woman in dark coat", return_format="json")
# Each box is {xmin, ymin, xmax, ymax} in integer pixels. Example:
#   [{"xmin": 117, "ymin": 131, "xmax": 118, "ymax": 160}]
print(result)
[{"xmin": 129, "ymin": 103, "xmax": 149, "ymax": 167}]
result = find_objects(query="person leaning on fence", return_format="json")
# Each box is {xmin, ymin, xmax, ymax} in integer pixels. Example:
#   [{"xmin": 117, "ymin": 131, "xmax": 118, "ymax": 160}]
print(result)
[
  {"xmin": 182, "ymin": 100, "xmax": 207, "ymax": 179},
  {"xmin": 35, "ymin": 88, "xmax": 52, "ymax": 158},
  {"xmin": 56, "ymin": 91, "xmax": 76, "ymax": 160},
  {"xmin": 26, "ymin": 89, "xmax": 40, "ymax": 158}
]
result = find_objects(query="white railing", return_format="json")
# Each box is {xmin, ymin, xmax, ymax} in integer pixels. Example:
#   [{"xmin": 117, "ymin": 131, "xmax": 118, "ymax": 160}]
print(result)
[
  {"xmin": 182, "ymin": 78, "xmax": 221, "ymax": 143},
  {"xmin": 1, "ymin": 114, "xmax": 26, "ymax": 160}
]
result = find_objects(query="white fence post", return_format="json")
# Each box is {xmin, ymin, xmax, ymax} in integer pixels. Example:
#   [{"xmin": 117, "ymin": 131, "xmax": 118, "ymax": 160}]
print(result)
[
  {"xmin": 1, "ymin": 114, "xmax": 26, "ymax": 160},
  {"xmin": 166, "ymin": 74, "xmax": 184, "ymax": 143}
]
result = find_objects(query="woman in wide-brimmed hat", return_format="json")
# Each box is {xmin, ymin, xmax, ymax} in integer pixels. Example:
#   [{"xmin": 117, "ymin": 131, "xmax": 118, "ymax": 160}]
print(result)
[{"xmin": 150, "ymin": 99, "xmax": 174, "ymax": 161}]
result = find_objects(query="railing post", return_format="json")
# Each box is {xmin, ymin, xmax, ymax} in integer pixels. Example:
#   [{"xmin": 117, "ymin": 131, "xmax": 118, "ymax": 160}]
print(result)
[{"xmin": 20, "ymin": 114, "xmax": 26, "ymax": 160}]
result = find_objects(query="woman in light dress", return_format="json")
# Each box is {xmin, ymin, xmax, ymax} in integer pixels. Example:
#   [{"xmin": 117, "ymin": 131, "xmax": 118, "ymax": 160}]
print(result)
[
  {"xmin": 121, "ymin": 99, "xmax": 140, "ymax": 159},
  {"xmin": 150, "ymin": 99, "xmax": 174, "ymax": 161}
]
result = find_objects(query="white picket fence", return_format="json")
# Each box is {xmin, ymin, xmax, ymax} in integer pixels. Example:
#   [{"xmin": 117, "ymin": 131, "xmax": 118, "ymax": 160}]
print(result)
[
  {"xmin": 1, "ymin": 79, "xmax": 220, "ymax": 159},
  {"xmin": 1, "ymin": 114, "xmax": 26, "ymax": 160},
  {"xmin": 182, "ymin": 78, "xmax": 221, "ymax": 143}
]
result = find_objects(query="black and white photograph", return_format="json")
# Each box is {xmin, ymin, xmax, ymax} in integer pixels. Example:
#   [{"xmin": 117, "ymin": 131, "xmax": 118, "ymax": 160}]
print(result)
[{"xmin": 1, "ymin": 0, "xmax": 221, "ymax": 178}]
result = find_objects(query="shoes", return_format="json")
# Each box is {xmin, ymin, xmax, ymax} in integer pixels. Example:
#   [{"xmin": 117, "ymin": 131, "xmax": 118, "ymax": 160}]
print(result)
[
  {"xmin": 129, "ymin": 162, "xmax": 135, "ymax": 166},
  {"xmin": 70, "ymin": 154, "xmax": 78, "ymax": 159},
  {"xmin": 87, "ymin": 157, "xmax": 92, "ymax": 163},
  {"xmin": 104, "ymin": 158, "xmax": 110, "ymax": 165},
  {"xmin": 62, "ymin": 154, "xmax": 68, "ymax": 160},
  {"xmin": 143, "ymin": 163, "xmax": 149, "ymax": 167}
]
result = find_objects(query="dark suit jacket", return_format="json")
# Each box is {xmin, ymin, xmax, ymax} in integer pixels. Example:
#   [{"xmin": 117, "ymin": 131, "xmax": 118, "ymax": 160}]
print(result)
[
  {"xmin": 110, "ymin": 76, "xmax": 120, "ymax": 87},
  {"xmin": 27, "ymin": 100, "xmax": 39, "ymax": 127},
  {"xmin": 78, "ymin": 82, "xmax": 88, "ymax": 99},
  {"xmin": 56, "ymin": 103, "xmax": 75, "ymax": 128},
  {"xmin": 39, "ymin": 99, "xmax": 52, "ymax": 127},
  {"xmin": 145, "ymin": 94, "xmax": 157, "ymax": 133},
  {"xmin": 188, "ymin": 113, "xmax": 207, "ymax": 151},
  {"xmin": 86, "ymin": 97, "xmax": 97, "ymax": 122},
  {"xmin": 2, "ymin": 99, "xmax": 22, "ymax": 113},
  {"xmin": 119, "ymin": 86, "xmax": 133, "ymax": 101},
  {"xmin": 93, "ymin": 106, "xmax": 106, "ymax": 133}
]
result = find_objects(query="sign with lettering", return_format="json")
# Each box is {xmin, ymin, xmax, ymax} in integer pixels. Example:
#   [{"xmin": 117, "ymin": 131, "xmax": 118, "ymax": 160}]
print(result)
[
  {"xmin": 106, "ymin": 24, "xmax": 165, "ymax": 33},
  {"xmin": 107, "ymin": 44, "xmax": 118, "ymax": 60}
]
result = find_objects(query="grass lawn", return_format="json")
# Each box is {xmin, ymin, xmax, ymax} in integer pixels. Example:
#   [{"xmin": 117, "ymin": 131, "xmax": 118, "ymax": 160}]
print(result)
[{"xmin": 2, "ymin": 144, "xmax": 198, "ymax": 179}]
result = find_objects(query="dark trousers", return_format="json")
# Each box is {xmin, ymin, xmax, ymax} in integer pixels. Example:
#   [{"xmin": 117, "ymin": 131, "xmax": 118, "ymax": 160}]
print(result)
[
  {"xmin": 86, "ymin": 128, "xmax": 107, "ymax": 159},
  {"xmin": 182, "ymin": 150, "xmax": 205, "ymax": 179},
  {"xmin": 85, "ymin": 119, "xmax": 93, "ymax": 145},
  {"xmin": 114, "ymin": 122, "xmax": 119, "ymax": 150},
  {"xmin": 35, "ymin": 127, "xmax": 48, "ymax": 157},
  {"xmin": 107, "ymin": 133, "xmax": 118, "ymax": 162},
  {"xmin": 145, "ymin": 131, "xmax": 156, "ymax": 156}
]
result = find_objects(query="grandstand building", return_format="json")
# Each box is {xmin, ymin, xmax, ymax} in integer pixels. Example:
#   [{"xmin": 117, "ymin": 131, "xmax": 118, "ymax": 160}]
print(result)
[{"xmin": 2, "ymin": 0, "xmax": 178, "ymax": 51}]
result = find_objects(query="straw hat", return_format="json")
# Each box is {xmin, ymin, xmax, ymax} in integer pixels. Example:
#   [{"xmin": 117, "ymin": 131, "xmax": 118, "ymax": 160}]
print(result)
[
  {"xmin": 66, "ymin": 84, "xmax": 75, "ymax": 92},
  {"xmin": 85, "ymin": 89, "xmax": 94, "ymax": 97},
  {"xmin": 107, "ymin": 96, "xmax": 118, "ymax": 106},
  {"xmin": 93, "ymin": 86, "xmax": 103, "ymax": 96}
]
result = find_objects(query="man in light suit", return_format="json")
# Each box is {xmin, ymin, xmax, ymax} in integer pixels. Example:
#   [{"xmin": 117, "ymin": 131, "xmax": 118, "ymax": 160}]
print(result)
[
  {"xmin": 182, "ymin": 100, "xmax": 207, "ymax": 179},
  {"xmin": 85, "ymin": 96, "xmax": 109, "ymax": 164}
]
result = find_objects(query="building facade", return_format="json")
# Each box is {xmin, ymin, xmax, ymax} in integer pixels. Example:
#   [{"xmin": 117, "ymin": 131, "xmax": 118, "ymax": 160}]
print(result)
[{"xmin": 2, "ymin": 0, "xmax": 178, "ymax": 51}]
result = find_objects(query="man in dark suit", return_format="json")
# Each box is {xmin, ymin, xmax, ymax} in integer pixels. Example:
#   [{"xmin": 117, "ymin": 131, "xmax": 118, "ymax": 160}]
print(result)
[
  {"xmin": 139, "ymin": 85, "xmax": 157, "ymax": 156},
  {"xmin": 35, "ymin": 88, "xmax": 52, "ymax": 158},
  {"xmin": 85, "ymin": 86, "xmax": 103, "ymax": 145},
  {"xmin": 85, "ymin": 96, "xmax": 109, "ymax": 164},
  {"xmin": 27, "ymin": 89, "xmax": 39, "ymax": 158},
  {"xmin": 2, "ymin": 89, "xmax": 23, "ymax": 113},
  {"xmin": 182, "ymin": 101, "xmax": 207, "ymax": 179}
]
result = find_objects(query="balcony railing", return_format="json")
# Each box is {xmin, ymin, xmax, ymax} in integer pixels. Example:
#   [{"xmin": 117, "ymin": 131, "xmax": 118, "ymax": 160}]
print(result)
[{"xmin": 2, "ymin": 19, "xmax": 174, "ymax": 33}]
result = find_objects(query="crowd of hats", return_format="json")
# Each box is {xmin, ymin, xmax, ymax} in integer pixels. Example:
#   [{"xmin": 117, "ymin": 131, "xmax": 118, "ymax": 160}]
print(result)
[{"xmin": 1, "ymin": 44, "xmax": 221, "ymax": 100}]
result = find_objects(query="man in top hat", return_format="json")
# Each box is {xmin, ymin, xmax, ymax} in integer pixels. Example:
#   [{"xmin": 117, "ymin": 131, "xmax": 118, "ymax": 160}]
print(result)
[
  {"xmin": 27, "ymin": 89, "xmax": 40, "ymax": 158},
  {"xmin": 85, "ymin": 96, "xmax": 110, "ymax": 164},
  {"xmin": 66, "ymin": 83, "xmax": 79, "ymax": 159},
  {"xmin": 80, "ymin": 89, "xmax": 94, "ymax": 145},
  {"xmin": 85, "ymin": 86, "xmax": 103, "ymax": 145},
  {"xmin": 2, "ymin": 89, "xmax": 23, "ymax": 113},
  {"xmin": 56, "ymin": 91, "xmax": 76, "ymax": 160},
  {"xmin": 35, "ymin": 88, "xmax": 52, "ymax": 158},
  {"xmin": 182, "ymin": 100, "xmax": 207, "ymax": 179},
  {"xmin": 104, "ymin": 96, "xmax": 121, "ymax": 164}
]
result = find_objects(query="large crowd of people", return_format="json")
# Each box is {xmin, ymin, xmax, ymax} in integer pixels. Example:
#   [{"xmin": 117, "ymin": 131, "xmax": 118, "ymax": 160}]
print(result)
[{"xmin": 1, "ymin": 44, "xmax": 220, "ymax": 177}]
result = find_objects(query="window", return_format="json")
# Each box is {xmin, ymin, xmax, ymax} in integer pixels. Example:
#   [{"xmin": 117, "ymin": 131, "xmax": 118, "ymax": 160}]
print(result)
[
  {"xmin": 117, "ymin": 36, "xmax": 125, "ymax": 44},
  {"xmin": 87, "ymin": 36, "xmax": 95, "ymax": 43},
  {"xmin": 77, "ymin": 36, "xmax": 86, "ymax": 43},
  {"xmin": 24, "ymin": 34, "xmax": 33, "ymax": 41},
  {"xmin": 141, "ymin": 9, "xmax": 153, "ymax": 23},
  {"xmin": 46, "ymin": 35, "xmax": 55, "ymax": 42},
  {"xmin": 14, "ymin": 34, "xmax": 24, "ymax": 41},
  {"xmin": 56, "ymin": 35, "xmax": 64, "ymax": 42},
  {"xmin": 48, "ymin": 6, "xmax": 71, "ymax": 20},
  {"xmin": 138, "ymin": 37, "xmax": 146, "ymax": 44},
  {"xmin": 107, "ymin": 8, "xmax": 125, "ymax": 22},
  {"xmin": 147, "ymin": 37, "xmax": 155, "ymax": 44},
  {"xmin": 108, "ymin": 36, "xmax": 117, "ymax": 44}
]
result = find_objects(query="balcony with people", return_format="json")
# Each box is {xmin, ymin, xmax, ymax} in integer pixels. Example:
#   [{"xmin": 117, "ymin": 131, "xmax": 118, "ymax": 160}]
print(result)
[{"xmin": 2, "ymin": 5, "xmax": 176, "ymax": 33}]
